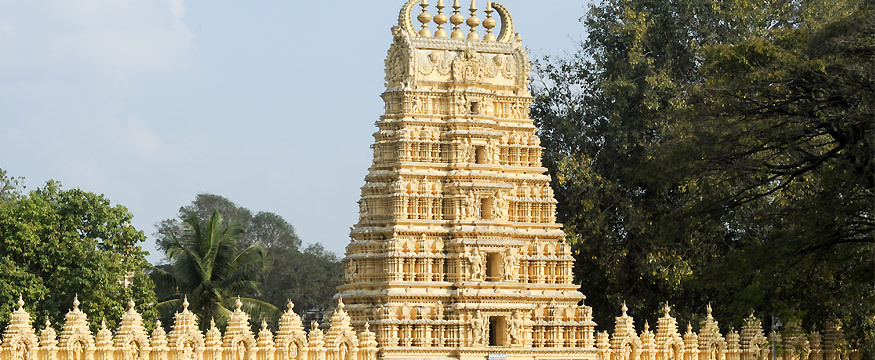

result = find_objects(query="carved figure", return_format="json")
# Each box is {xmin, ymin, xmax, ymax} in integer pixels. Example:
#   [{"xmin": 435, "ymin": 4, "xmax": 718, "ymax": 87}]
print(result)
[
  {"xmin": 492, "ymin": 193, "xmax": 506, "ymax": 220},
  {"xmin": 471, "ymin": 311, "xmax": 486, "ymax": 345},
  {"xmin": 434, "ymin": 301, "xmax": 444, "ymax": 320},
  {"xmin": 463, "ymin": 190, "xmax": 476, "ymax": 218},
  {"xmin": 468, "ymin": 250, "xmax": 484, "ymax": 280},
  {"xmin": 503, "ymin": 247, "xmax": 517, "ymax": 280},
  {"xmin": 509, "ymin": 310, "xmax": 524, "ymax": 345},
  {"xmin": 412, "ymin": 96, "xmax": 423, "ymax": 113}
]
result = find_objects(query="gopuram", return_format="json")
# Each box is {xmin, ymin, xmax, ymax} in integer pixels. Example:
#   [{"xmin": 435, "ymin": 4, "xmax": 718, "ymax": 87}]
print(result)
[
  {"xmin": 336, "ymin": 0, "xmax": 593, "ymax": 358},
  {"xmin": 0, "ymin": 2, "xmax": 861, "ymax": 360}
]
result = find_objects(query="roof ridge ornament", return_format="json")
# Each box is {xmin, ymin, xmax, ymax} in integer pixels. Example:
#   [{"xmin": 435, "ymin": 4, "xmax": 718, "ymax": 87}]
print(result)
[{"xmin": 398, "ymin": 0, "xmax": 515, "ymax": 42}]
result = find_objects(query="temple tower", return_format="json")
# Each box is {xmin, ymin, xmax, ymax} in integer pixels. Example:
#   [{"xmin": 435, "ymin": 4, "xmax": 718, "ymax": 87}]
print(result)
[{"xmin": 336, "ymin": 1, "xmax": 597, "ymax": 359}]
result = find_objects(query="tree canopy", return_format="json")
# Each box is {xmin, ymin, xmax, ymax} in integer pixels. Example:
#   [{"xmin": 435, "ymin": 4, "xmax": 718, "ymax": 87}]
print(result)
[
  {"xmin": 0, "ymin": 168, "xmax": 157, "ymax": 330},
  {"xmin": 531, "ymin": 0, "xmax": 872, "ymax": 350},
  {"xmin": 151, "ymin": 211, "xmax": 278, "ymax": 328},
  {"xmin": 153, "ymin": 194, "xmax": 342, "ymax": 319}
]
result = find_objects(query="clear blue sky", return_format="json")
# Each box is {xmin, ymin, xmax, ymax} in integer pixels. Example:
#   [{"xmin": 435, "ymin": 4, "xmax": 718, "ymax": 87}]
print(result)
[{"xmin": 0, "ymin": 0, "xmax": 590, "ymax": 263}]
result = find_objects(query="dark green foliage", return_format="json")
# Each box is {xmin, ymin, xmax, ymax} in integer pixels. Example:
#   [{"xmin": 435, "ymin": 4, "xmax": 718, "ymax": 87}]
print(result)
[
  {"xmin": 264, "ymin": 243, "xmax": 343, "ymax": 314},
  {"xmin": 0, "ymin": 169, "xmax": 157, "ymax": 331},
  {"xmin": 151, "ymin": 211, "xmax": 279, "ymax": 329},
  {"xmin": 153, "ymin": 194, "xmax": 342, "ymax": 321},
  {"xmin": 531, "ymin": 0, "xmax": 872, "ymax": 350}
]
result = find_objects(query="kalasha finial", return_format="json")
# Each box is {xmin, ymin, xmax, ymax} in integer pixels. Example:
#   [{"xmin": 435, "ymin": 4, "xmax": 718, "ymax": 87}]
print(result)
[
  {"xmin": 337, "ymin": 297, "xmax": 345, "ymax": 310},
  {"xmin": 417, "ymin": 0, "xmax": 432, "ymax": 37},
  {"xmin": 45, "ymin": 319, "xmax": 52, "ymax": 328},
  {"xmin": 434, "ymin": 0, "xmax": 448, "ymax": 38},
  {"xmin": 261, "ymin": 320, "xmax": 268, "ymax": 330},
  {"xmin": 687, "ymin": 322, "xmax": 693, "ymax": 333},
  {"xmin": 466, "ymin": 0, "xmax": 480, "ymax": 40},
  {"xmin": 483, "ymin": 0, "xmax": 496, "ymax": 41},
  {"xmin": 663, "ymin": 303, "xmax": 671, "ymax": 316},
  {"xmin": 128, "ymin": 299, "xmax": 136, "ymax": 310},
  {"xmin": 182, "ymin": 296, "xmax": 190, "ymax": 311},
  {"xmin": 287, "ymin": 300, "xmax": 295, "ymax": 312},
  {"xmin": 621, "ymin": 301, "xmax": 628, "ymax": 316},
  {"xmin": 450, "ymin": 0, "xmax": 464, "ymax": 39},
  {"xmin": 17, "ymin": 294, "xmax": 24, "ymax": 309},
  {"xmin": 235, "ymin": 297, "xmax": 243, "ymax": 311},
  {"xmin": 644, "ymin": 321, "xmax": 650, "ymax": 332},
  {"xmin": 73, "ymin": 295, "xmax": 80, "ymax": 310},
  {"xmin": 706, "ymin": 303, "xmax": 713, "ymax": 318}
]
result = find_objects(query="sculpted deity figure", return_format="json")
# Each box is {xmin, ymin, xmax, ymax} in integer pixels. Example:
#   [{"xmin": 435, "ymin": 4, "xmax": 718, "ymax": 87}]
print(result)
[
  {"xmin": 491, "ymin": 142, "xmax": 501, "ymax": 164},
  {"xmin": 434, "ymin": 301, "xmax": 444, "ymax": 320},
  {"xmin": 412, "ymin": 95, "xmax": 423, "ymax": 113},
  {"xmin": 358, "ymin": 200, "xmax": 368, "ymax": 217},
  {"xmin": 492, "ymin": 192, "xmax": 507, "ymax": 220},
  {"xmin": 463, "ymin": 190, "xmax": 477, "ymax": 219},
  {"xmin": 503, "ymin": 247, "xmax": 517, "ymax": 281},
  {"xmin": 509, "ymin": 310, "xmax": 524, "ymax": 345},
  {"xmin": 509, "ymin": 102, "xmax": 521, "ymax": 118},
  {"xmin": 468, "ymin": 249, "xmax": 484, "ymax": 280},
  {"xmin": 234, "ymin": 341, "xmax": 245, "ymax": 360},
  {"xmin": 471, "ymin": 311, "xmax": 486, "ymax": 345}
]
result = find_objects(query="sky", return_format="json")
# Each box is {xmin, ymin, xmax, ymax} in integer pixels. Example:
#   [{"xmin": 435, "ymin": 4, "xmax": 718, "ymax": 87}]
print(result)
[{"xmin": 0, "ymin": 0, "xmax": 589, "ymax": 263}]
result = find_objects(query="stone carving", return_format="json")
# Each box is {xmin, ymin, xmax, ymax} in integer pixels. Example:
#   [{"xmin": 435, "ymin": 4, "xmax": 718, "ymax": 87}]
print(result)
[
  {"xmin": 451, "ymin": 48, "xmax": 483, "ymax": 83},
  {"xmin": 385, "ymin": 27, "xmax": 412, "ymax": 89},
  {"xmin": 471, "ymin": 311, "xmax": 486, "ymax": 346},
  {"xmin": 508, "ymin": 310, "xmax": 524, "ymax": 345},
  {"xmin": 503, "ymin": 247, "xmax": 517, "ymax": 281},
  {"xmin": 492, "ymin": 191, "xmax": 507, "ymax": 220},
  {"xmin": 467, "ymin": 249, "xmax": 484, "ymax": 281},
  {"xmin": 462, "ymin": 190, "xmax": 476, "ymax": 219}
]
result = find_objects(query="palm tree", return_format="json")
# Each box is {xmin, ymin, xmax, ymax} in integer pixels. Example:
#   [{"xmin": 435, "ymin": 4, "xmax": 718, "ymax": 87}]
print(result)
[{"xmin": 151, "ymin": 210, "xmax": 279, "ymax": 328}]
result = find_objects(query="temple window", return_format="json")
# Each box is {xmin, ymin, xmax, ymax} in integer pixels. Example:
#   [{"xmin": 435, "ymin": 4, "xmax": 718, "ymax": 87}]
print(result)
[
  {"xmin": 486, "ymin": 252, "xmax": 501, "ymax": 281},
  {"xmin": 489, "ymin": 316, "xmax": 507, "ymax": 346},
  {"xmin": 481, "ymin": 197, "xmax": 492, "ymax": 219},
  {"xmin": 475, "ymin": 146, "xmax": 486, "ymax": 164}
]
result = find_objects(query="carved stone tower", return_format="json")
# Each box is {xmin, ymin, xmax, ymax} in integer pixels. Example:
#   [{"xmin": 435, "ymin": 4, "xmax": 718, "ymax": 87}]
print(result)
[{"xmin": 336, "ymin": 1, "xmax": 597, "ymax": 359}]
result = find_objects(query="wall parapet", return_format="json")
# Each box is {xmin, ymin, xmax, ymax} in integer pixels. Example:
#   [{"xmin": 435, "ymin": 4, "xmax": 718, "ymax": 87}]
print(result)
[
  {"xmin": 594, "ymin": 303, "xmax": 860, "ymax": 360},
  {"xmin": 0, "ymin": 296, "xmax": 377, "ymax": 360},
  {"xmin": 0, "ymin": 296, "xmax": 860, "ymax": 360}
]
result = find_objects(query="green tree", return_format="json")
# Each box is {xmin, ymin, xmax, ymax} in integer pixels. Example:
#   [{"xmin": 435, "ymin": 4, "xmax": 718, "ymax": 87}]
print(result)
[
  {"xmin": 0, "ymin": 169, "xmax": 157, "ymax": 330},
  {"xmin": 670, "ymin": 7, "xmax": 874, "ymax": 348},
  {"xmin": 151, "ymin": 211, "xmax": 278, "ymax": 328},
  {"xmin": 531, "ymin": 0, "xmax": 870, "ymax": 348},
  {"xmin": 154, "ymin": 194, "xmax": 342, "ymax": 316},
  {"xmin": 264, "ymin": 243, "xmax": 344, "ymax": 314}
]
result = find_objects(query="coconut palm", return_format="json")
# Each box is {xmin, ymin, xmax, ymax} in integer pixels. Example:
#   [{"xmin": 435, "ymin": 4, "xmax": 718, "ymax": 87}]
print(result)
[{"xmin": 151, "ymin": 210, "xmax": 279, "ymax": 328}]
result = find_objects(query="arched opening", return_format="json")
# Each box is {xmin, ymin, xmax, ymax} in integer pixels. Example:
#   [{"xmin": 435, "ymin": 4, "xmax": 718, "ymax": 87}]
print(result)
[
  {"xmin": 475, "ymin": 146, "xmax": 486, "ymax": 164},
  {"xmin": 338, "ymin": 342, "xmax": 349, "ymax": 360},
  {"xmin": 286, "ymin": 342, "xmax": 300, "ymax": 360},
  {"xmin": 481, "ymin": 197, "xmax": 492, "ymax": 219},
  {"xmin": 128, "ymin": 340, "xmax": 142, "ymax": 360},
  {"xmin": 470, "ymin": 101, "xmax": 480, "ymax": 115},
  {"xmin": 234, "ymin": 341, "xmax": 247, "ymax": 360},
  {"xmin": 71, "ymin": 340, "xmax": 86, "ymax": 360},
  {"xmin": 485, "ymin": 252, "xmax": 501, "ymax": 281},
  {"xmin": 488, "ymin": 316, "xmax": 507, "ymax": 346}
]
